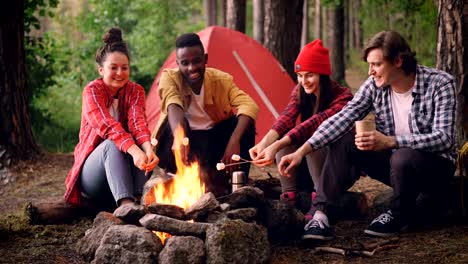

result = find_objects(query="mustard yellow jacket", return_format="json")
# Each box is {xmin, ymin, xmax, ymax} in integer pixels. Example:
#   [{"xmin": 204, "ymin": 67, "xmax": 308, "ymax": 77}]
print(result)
[{"xmin": 152, "ymin": 67, "xmax": 259, "ymax": 138}]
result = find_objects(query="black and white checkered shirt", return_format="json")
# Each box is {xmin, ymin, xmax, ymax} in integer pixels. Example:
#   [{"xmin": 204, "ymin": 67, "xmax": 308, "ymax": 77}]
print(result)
[{"xmin": 308, "ymin": 65, "xmax": 458, "ymax": 163}]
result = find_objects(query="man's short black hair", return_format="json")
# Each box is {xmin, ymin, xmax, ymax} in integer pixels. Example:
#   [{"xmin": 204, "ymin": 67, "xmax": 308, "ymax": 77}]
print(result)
[{"xmin": 175, "ymin": 33, "xmax": 205, "ymax": 53}]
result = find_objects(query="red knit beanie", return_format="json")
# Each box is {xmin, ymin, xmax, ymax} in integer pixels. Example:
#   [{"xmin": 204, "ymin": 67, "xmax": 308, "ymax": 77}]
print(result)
[{"xmin": 294, "ymin": 39, "xmax": 332, "ymax": 76}]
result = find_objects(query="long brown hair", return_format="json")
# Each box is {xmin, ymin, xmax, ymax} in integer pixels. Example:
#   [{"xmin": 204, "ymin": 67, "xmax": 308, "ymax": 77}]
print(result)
[{"xmin": 298, "ymin": 75, "xmax": 335, "ymax": 121}]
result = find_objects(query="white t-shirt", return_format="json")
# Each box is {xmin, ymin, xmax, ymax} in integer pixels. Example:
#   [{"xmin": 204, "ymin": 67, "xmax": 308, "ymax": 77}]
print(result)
[
  {"xmin": 391, "ymin": 88, "xmax": 413, "ymax": 136},
  {"xmin": 185, "ymin": 85, "xmax": 215, "ymax": 130}
]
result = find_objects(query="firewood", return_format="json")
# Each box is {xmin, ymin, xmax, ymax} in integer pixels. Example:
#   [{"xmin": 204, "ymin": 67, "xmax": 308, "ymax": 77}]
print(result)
[
  {"xmin": 26, "ymin": 200, "xmax": 80, "ymax": 225},
  {"xmin": 140, "ymin": 213, "xmax": 211, "ymax": 237}
]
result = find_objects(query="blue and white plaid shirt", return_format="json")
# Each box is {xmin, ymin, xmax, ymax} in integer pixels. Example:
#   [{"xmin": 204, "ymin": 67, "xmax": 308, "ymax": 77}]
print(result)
[{"xmin": 308, "ymin": 65, "xmax": 458, "ymax": 163}]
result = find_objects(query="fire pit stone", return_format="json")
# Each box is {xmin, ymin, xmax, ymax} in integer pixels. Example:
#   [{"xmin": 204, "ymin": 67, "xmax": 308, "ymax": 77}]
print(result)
[
  {"xmin": 76, "ymin": 212, "xmax": 125, "ymax": 262},
  {"xmin": 159, "ymin": 236, "xmax": 205, "ymax": 264},
  {"xmin": 92, "ymin": 224, "xmax": 162, "ymax": 264},
  {"xmin": 205, "ymin": 218, "xmax": 269, "ymax": 264}
]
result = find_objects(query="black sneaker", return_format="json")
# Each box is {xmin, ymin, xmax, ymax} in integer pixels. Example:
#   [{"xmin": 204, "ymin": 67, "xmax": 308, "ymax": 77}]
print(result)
[
  {"xmin": 364, "ymin": 210, "xmax": 408, "ymax": 237},
  {"xmin": 302, "ymin": 218, "xmax": 334, "ymax": 241}
]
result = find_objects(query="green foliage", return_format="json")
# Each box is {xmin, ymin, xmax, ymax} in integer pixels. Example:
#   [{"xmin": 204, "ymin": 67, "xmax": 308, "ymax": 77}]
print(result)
[
  {"xmin": 26, "ymin": 0, "xmax": 204, "ymax": 152},
  {"xmin": 360, "ymin": 0, "xmax": 437, "ymax": 67},
  {"xmin": 24, "ymin": 0, "xmax": 59, "ymax": 33}
]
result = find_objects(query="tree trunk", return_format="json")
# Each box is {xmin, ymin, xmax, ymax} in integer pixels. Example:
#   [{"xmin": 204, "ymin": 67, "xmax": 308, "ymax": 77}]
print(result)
[
  {"xmin": 204, "ymin": 0, "xmax": 217, "ymax": 26},
  {"xmin": 226, "ymin": 0, "xmax": 246, "ymax": 33},
  {"xmin": 352, "ymin": 0, "xmax": 362, "ymax": 49},
  {"xmin": 0, "ymin": 1, "xmax": 39, "ymax": 168},
  {"xmin": 314, "ymin": 0, "xmax": 321, "ymax": 40},
  {"xmin": 253, "ymin": 0, "xmax": 264, "ymax": 44},
  {"xmin": 264, "ymin": 0, "xmax": 304, "ymax": 80},
  {"xmin": 326, "ymin": 3, "xmax": 346, "ymax": 84},
  {"xmin": 347, "ymin": 0, "xmax": 354, "ymax": 51},
  {"xmin": 436, "ymin": 0, "xmax": 468, "ymax": 144},
  {"xmin": 301, "ymin": 0, "xmax": 309, "ymax": 47},
  {"xmin": 219, "ymin": 0, "xmax": 227, "ymax": 26}
]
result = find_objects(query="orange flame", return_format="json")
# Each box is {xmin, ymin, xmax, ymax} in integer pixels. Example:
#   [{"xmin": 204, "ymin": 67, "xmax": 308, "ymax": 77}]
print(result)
[{"xmin": 147, "ymin": 125, "xmax": 205, "ymax": 243}]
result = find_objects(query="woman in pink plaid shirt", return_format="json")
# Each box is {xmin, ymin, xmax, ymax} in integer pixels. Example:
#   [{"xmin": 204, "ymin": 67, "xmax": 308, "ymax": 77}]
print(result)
[{"xmin": 63, "ymin": 28, "xmax": 158, "ymax": 211}]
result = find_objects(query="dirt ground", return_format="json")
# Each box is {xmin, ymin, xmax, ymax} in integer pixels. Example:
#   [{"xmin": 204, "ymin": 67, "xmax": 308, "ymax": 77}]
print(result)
[{"xmin": 0, "ymin": 152, "xmax": 467, "ymax": 264}]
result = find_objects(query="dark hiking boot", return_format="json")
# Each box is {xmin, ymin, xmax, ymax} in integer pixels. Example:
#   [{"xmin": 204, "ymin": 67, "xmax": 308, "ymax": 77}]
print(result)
[
  {"xmin": 364, "ymin": 210, "xmax": 408, "ymax": 237},
  {"xmin": 302, "ymin": 218, "xmax": 334, "ymax": 241}
]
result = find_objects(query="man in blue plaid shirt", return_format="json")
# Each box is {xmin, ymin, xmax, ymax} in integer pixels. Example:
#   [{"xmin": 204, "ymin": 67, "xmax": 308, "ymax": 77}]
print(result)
[{"xmin": 279, "ymin": 31, "xmax": 457, "ymax": 240}]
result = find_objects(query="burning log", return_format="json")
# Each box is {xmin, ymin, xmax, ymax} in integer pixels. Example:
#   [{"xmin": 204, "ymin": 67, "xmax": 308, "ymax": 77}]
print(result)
[
  {"xmin": 140, "ymin": 214, "xmax": 211, "ymax": 237},
  {"xmin": 147, "ymin": 203, "xmax": 186, "ymax": 220},
  {"xmin": 113, "ymin": 203, "xmax": 146, "ymax": 225}
]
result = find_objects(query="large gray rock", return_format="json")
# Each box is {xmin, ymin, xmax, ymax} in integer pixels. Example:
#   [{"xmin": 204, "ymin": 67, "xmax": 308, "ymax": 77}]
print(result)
[
  {"xmin": 76, "ymin": 212, "xmax": 124, "ymax": 262},
  {"xmin": 158, "ymin": 236, "xmax": 205, "ymax": 264},
  {"xmin": 226, "ymin": 208, "xmax": 257, "ymax": 223},
  {"xmin": 260, "ymin": 200, "xmax": 304, "ymax": 241},
  {"xmin": 92, "ymin": 225, "xmax": 163, "ymax": 264},
  {"xmin": 205, "ymin": 219, "xmax": 269, "ymax": 264},
  {"xmin": 185, "ymin": 192, "xmax": 219, "ymax": 220},
  {"xmin": 217, "ymin": 186, "xmax": 266, "ymax": 209}
]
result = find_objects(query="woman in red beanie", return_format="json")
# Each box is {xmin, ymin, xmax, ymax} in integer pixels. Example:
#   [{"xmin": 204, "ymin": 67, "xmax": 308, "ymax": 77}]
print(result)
[{"xmin": 249, "ymin": 39, "xmax": 353, "ymax": 223}]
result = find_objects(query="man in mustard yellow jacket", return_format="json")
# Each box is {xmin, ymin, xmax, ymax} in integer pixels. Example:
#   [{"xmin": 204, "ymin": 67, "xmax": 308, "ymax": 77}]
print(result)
[{"xmin": 152, "ymin": 33, "xmax": 258, "ymax": 196}]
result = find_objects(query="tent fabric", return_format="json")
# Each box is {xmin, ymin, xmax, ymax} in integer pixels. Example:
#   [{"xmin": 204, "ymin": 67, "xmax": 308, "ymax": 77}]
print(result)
[{"xmin": 145, "ymin": 26, "xmax": 295, "ymax": 142}]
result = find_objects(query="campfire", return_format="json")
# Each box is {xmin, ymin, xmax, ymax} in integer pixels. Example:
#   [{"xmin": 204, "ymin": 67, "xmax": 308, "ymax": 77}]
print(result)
[
  {"xmin": 75, "ymin": 127, "xmax": 318, "ymax": 263},
  {"xmin": 144, "ymin": 125, "xmax": 205, "ymax": 242},
  {"xmin": 144, "ymin": 125, "xmax": 205, "ymax": 208}
]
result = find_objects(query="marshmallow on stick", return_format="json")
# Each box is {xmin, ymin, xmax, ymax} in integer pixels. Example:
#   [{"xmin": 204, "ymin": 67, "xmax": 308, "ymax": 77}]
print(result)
[
  {"xmin": 151, "ymin": 138, "xmax": 158, "ymax": 147},
  {"xmin": 182, "ymin": 137, "xmax": 189, "ymax": 146},
  {"xmin": 216, "ymin": 163, "xmax": 225, "ymax": 171},
  {"xmin": 231, "ymin": 154, "xmax": 241, "ymax": 161}
]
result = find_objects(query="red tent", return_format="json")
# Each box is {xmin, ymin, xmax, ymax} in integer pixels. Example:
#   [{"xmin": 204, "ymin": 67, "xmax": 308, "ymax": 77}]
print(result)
[{"xmin": 145, "ymin": 26, "xmax": 295, "ymax": 142}]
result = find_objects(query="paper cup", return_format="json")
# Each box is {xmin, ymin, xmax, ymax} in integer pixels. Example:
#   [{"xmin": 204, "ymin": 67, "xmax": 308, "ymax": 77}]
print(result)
[{"xmin": 355, "ymin": 120, "xmax": 375, "ymax": 133}]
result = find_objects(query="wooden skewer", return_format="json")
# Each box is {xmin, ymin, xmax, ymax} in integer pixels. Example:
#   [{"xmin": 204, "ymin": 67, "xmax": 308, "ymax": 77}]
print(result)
[
  {"xmin": 224, "ymin": 160, "xmax": 254, "ymax": 167},
  {"xmin": 216, "ymin": 160, "xmax": 257, "ymax": 171}
]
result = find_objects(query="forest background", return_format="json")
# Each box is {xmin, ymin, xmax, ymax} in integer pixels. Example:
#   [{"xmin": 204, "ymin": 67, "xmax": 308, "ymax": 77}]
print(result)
[{"xmin": 24, "ymin": 0, "xmax": 439, "ymax": 153}]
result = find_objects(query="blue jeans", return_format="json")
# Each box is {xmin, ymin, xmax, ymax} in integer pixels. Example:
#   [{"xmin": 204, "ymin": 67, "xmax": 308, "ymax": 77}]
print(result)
[{"xmin": 80, "ymin": 139, "xmax": 147, "ymax": 209}]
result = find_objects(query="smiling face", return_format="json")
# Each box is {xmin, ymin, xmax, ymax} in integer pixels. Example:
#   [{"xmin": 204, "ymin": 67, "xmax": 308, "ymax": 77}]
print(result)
[
  {"xmin": 297, "ymin": 71, "xmax": 320, "ymax": 95},
  {"xmin": 98, "ymin": 52, "xmax": 129, "ymax": 93},
  {"xmin": 366, "ymin": 48, "xmax": 402, "ymax": 88},
  {"xmin": 176, "ymin": 45, "xmax": 207, "ymax": 90}
]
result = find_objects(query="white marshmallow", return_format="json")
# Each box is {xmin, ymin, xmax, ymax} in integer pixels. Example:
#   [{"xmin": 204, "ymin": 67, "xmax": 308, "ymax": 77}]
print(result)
[
  {"xmin": 151, "ymin": 138, "xmax": 158, "ymax": 146},
  {"xmin": 182, "ymin": 137, "xmax": 189, "ymax": 146},
  {"xmin": 216, "ymin": 163, "xmax": 225, "ymax": 171},
  {"xmin": 231, "ymin": 154, "xmax": 241, "ymax": 161}
]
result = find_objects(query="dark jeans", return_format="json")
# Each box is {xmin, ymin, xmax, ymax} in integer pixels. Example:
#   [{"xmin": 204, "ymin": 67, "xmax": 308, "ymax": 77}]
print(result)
[
  {"xmin": 156, "ymin": 116, "xmax": 256, "ymax": 196},
  {"xmin": 314, "ymin": 131, "xmax": 455, "ymax": 222}
]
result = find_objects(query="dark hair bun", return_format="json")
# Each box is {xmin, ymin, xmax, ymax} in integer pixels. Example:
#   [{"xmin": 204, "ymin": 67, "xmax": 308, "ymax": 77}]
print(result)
[{"xmin": 102, "ymin": 28, "xmax": 123, "ymax": 44}]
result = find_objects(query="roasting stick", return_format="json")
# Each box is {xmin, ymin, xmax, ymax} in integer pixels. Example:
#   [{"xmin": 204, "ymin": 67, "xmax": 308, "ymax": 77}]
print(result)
[
  {"xmin": 145, "ymin": 138, "xmax": 159, "ymax": 176},
  {"xmin": 216, "ymin": 161, "xmax": 252, "ymax": 171}
]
